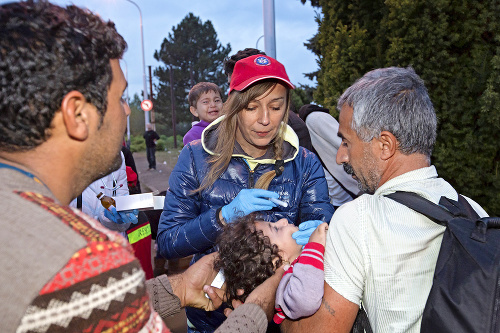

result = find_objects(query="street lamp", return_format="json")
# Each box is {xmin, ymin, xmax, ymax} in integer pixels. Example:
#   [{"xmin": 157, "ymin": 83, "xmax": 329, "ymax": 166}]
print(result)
[
  {"xmin": 120, "ymin": 59, "xmax": 131, "ymax": 146},
  {"xmin": 256, "ymin": 35, "xmax": 264, "ymax": 50},
  {"xmin": 262, "ymin": 0, "xmax": 276, "ymax": 59},
  {"xmin": 123, "ymin": 0, "xmax": 150, "ymax": 129}
]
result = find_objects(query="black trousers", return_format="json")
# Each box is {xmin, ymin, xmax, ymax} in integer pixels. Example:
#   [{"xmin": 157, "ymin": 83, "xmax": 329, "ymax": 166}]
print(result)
[{"xmin": 146, "ymin": 146, "xmax": 156, "ymax": 169}]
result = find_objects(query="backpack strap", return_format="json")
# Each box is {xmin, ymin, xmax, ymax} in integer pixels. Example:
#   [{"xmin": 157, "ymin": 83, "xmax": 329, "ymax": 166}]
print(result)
[
  {"xmin": 439, "ymin": 195, "xmax": 480, "ymax": 220},
  {"xmin": 385, "ymin": 191, "xmax": 454, "ymax": 227},
  {"xmin": 76, "ymin": 194, "xmax": 82, "ymax": 210}
]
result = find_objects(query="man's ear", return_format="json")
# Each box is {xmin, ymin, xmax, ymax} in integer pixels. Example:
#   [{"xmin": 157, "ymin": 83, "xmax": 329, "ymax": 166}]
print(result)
[
  {"xmin": 378, "ymin": 131, "xmax": 398, "ymax": 161},
  {"xmin": 60, "ymin": 91, "xmax": 91, "ymax": 141},
  {"xmin": 189, "ymin": 106, "xmax": 199, "ymax": 118}
]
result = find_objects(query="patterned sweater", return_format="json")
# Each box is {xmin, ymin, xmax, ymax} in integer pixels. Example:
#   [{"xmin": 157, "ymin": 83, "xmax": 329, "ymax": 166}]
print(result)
[
  {"xmin": 273, "ymin": 242, "xmax": 325, "ymax": 324},
  {"xmin": 0, "ymin": 167, "xmax": 267, "ymax": 333},
  {"xmin": 0, "ymin": 167, "xmax": 167, "ymax": 332}
]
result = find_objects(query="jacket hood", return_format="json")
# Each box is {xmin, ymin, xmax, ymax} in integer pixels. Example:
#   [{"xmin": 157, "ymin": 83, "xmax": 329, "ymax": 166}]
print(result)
[{"xmin": 201, "ymin": 115, "xmax": 299, "ymax": 165}]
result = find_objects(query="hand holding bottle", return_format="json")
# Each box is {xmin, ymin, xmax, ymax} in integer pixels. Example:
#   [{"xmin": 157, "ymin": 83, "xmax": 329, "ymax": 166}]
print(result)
[{"xmin": 104, "ymin": 206, "xmax": 139, "ymax": 225}]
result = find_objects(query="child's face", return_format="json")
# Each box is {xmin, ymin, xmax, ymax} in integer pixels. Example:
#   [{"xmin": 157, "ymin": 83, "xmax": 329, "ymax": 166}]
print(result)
[
  {"xmin": 255, "ymin": 218, "xmax": 302, "ymax": 262},
  {"xmin": 190, "ymin": 90, "xmax": 223, "ymax": 123}
]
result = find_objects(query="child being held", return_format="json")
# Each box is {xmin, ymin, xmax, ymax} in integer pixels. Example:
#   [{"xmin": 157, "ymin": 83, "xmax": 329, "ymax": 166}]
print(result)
[
  {"xmin": 183, "ymin": 82, "xmax": 223, "ymax": 145},
  {"xmin": 215, "ymin": 214, "xmax": 328, "ymax": 324}
]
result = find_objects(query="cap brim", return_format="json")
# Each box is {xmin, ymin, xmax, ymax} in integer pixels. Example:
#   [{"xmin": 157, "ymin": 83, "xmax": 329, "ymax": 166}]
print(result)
[{"xmin": 230, "ymin": 75, "xmax": 295, "ymax": 94}]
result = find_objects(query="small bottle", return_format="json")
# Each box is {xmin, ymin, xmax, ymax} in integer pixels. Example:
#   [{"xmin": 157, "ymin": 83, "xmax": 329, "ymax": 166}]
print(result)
[{"xmin": 96, "ymin": 192, "xmax": 116, "ymax": 211}]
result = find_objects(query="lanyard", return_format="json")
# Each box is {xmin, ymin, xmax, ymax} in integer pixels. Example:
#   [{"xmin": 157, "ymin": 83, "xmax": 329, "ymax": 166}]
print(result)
[
  {"xmin": 0, "ymin": 162, "xmax": 39, "ymax": 181},
  {"xmin": 0, "ymin": 162, "xmax": 45, "ymax": 187}
]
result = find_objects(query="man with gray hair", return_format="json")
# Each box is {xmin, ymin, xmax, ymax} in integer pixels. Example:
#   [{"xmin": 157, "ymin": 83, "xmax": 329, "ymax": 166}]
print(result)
[{"xmin": 282, "ymin": 67, "xmax": 488, "ymax": 332}]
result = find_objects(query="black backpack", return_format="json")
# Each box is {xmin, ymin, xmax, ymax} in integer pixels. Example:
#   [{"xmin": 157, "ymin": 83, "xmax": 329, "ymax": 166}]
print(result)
[{"xmin": 385, "ymin": 191, "xmax": 500, "ymax": 333}]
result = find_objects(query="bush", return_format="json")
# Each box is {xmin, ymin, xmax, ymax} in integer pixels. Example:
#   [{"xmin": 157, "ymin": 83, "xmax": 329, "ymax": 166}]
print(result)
[
  {"xmin": 128, "ymin": 134, "xmax": 183, "ymax": 152},
  {"xmin": 155, "ymin": 138, "xmax": 166, "ymax": 151},
  {"xmin": 130, "ymin": 135, "xmax": 146, "ymax": 152},
  {"xmin": 164, "ymin": 135, "xmax": 184, "ymax": 150}
]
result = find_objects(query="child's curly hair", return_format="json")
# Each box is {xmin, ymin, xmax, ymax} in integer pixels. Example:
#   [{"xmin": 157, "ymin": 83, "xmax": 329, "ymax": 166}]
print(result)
[{"xmin": 214, "ymin": 214, "xmax": 283, "ymax": 304}]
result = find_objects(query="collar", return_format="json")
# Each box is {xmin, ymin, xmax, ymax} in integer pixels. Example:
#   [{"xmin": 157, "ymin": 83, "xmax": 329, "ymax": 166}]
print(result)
[
  {"xmin": 375, "ymin": 166, "xmax": 438, "ymax": 195},
  {"xmin": 201, "ymin": 115, "xmax": 299, "ymax": 165}
]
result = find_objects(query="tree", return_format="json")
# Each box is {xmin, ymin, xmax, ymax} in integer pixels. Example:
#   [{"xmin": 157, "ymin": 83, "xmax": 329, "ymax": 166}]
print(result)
[
  {"xmin": 290, "ymin": 84, "xmax": 315, "ymax": 111},
  {"xmin": 153, "ymin": 13, "xmax": 231, "ymax": 135},
  {"xmin": 128, "ymin": 93, "xmax": 145, "ymax": 136},
  {"xmin": 310, "ymin": 0, "xmax": 500, "ymax": 214}
]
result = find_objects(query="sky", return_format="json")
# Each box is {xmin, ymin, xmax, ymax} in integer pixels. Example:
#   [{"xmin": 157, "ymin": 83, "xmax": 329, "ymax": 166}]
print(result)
[{"xmin": 3, "ymin": 0, "xmax": 321, "ymax": 100}]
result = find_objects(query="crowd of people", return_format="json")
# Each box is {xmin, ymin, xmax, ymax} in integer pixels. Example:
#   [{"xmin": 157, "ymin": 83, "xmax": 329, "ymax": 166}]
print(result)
[{"xmin": 0, "ymin": 1, "xmax": 492, "ymax": 333}]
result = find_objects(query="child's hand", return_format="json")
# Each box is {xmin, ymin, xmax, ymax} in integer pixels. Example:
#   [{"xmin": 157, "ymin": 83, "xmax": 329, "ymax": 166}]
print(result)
[{"xmin": 308, "ymin": 222, "xmax": 328, "ymax": 246}]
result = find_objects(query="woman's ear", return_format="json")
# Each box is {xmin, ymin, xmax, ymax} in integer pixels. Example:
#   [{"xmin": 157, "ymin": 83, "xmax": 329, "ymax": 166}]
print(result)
[
  {"xmin": 379, "ymin": 130, "xmax": 398, "ymax": 161},
  {"xmin": 60, "ymin": 91, "xmax": 90, "ymax": 141}
]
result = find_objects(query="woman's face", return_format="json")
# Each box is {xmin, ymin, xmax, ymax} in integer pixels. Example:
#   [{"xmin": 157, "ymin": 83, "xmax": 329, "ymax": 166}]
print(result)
[
  {"xmin": 235, "ymin": 83, "xmax": 287, "ymax": 158},
  {"xmin": 254, "ymin": 218, "xmax": 302, "ymax": 263}
]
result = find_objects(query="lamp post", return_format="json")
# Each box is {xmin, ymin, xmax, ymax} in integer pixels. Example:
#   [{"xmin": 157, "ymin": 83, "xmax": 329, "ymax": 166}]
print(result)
[
  {"xmin": 256, "ymin": 35, "xmax": 264, "ymax": 50},
  {"xmin": 262, "ymin": 0, "xmax": 276, "ymax": 59},
  {"xmin": 121, "ymin": 59, "xmax": 131, "ymax": 147},
  {"xmin": 124, "ymin": 0, "xmax": 150, "ymax": 130}
]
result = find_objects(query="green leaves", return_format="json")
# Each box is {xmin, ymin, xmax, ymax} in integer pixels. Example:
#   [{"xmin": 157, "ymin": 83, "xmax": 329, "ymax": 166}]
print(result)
[
  {"xmin": 153, "ymin": 13, "xmax": 231, "ymax": 132},
  {"xmin": 313, "ymin": 0, "xmax": 500, "ymax": 214}
]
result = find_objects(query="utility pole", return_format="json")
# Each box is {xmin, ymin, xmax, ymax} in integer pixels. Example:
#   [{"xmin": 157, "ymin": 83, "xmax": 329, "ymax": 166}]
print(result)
[
  {"xmin": 263, "ymin": 0, "xmax": 276, "ymax": 59},
  {"xmin": 169, "ymin": 66, "xmax": 177, "ymax": 148},
  {"xmin": 148, "ymin": 65, "xmax": 155, "ymax": 130},
  {"xmin": 124, "ymin": 0, "xmax": 150, "ymax": 129}
]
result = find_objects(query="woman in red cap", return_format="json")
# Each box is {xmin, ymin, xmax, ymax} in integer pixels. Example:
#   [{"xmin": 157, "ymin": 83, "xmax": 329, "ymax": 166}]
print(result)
[{"xmin": 157, "ymin": 54, "xmax": 334, "ymax": 332}]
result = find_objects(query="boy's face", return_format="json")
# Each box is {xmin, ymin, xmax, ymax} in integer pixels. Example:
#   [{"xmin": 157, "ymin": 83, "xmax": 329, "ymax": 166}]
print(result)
[
  {"xmin": 255, "ymin": 218, "xmax": 302, "ymax": 263},
  {"xmin": 190, "ymin": 90, "xmax": 223, "ymax": 123}
]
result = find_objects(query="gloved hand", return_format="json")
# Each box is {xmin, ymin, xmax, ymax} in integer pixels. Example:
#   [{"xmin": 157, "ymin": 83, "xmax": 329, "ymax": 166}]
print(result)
[
  {"xmin": 104, "ymin": 206, "xmax": 139, "ymax": 225},
  {"xmin": 221, "ymin": 189, "xmax": 279, "ymax": 223},
  {"xmin": 292, "ymin": 220, "xmax": 324, "ymax": 245}
]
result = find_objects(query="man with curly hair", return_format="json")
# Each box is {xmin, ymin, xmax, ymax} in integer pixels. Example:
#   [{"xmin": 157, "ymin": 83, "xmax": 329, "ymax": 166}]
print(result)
[
  {"xmin": 216, "ymin": 215, "xmax": 328, "ymax": 324},
  {"xmin": 0, "ymin": 2, "xmax": 280, "ymax": 332}
]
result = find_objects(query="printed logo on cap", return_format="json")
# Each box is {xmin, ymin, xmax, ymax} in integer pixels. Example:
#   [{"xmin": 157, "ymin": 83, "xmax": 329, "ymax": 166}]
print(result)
[{"xmin": 254, "ymin": 56, "xmax": 270, "ymax": 66}]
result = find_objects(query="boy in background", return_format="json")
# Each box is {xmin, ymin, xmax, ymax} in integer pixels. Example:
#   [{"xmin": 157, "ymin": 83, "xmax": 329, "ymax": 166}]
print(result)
[{"xmin": 183, "ymin": 82, "xmax": 223, "ymax": 145}]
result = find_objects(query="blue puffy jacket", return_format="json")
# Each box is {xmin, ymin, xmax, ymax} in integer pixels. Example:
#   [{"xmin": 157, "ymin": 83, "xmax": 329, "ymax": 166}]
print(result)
[{"xmin": 157, "ymin": 117, "xmax": 334, "ymax": 261}]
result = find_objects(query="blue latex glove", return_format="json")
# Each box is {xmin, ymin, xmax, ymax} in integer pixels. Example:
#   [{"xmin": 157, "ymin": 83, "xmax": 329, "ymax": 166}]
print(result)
[
  {"xmin": 104, "ymin": 207, "xmax": 139, "ymax": 224},
  {"xmin": 292, "ymin": 220, "xmax": 324, "ymax": 245},
  {"xmin": 221, "ymin": 189, "xmax": 279, "ymax": 223}
]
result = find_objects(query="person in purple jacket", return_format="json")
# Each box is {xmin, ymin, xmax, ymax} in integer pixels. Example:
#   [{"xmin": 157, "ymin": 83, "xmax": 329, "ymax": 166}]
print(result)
[
  {"xmin": 183, "ymin": 82, "xmax": 223, "ymax": 145},
  {"xmin": 215, "ymin": 214, "xmax": 328, "ymax": 324}
]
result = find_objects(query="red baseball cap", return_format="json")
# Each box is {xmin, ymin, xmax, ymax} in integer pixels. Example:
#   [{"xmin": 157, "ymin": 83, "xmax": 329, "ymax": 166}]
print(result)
[{"xmin": 229, "ymin": 54, "xmax": 295, "ymax": 94}]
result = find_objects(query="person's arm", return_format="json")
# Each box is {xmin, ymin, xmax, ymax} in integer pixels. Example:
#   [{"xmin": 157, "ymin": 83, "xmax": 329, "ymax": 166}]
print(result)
[
  {"xmin": 280, "ymin": 282, "xmax": 359, "ymax": 333},
  {"xmin": 297, "ymin": 149, "xmax": 335, "ymax": 222},
  {"xmin": 214, "ymin": 265, "xmax": 286, "ymax": 333},
  {"xmin": 282, "ymin": 202, "xmax": 364, "ymax": 332},
  {"xmin": 275, "ymin": 242, "xmax": 325, "ymax": 321},
  {"xmin": 155, "ymin": 145, "xmax": 223, "ymax": 259},
  {"xmin": 146, "ymin": 253, "xmax": 221, "ymax": 319},
  {"xmin": 146, "ymin": 253, "xmax": 280, "ymax": 333},
  {"xmin": 305, "ymin": 112, "xmax": 361, "ymax": 198}
]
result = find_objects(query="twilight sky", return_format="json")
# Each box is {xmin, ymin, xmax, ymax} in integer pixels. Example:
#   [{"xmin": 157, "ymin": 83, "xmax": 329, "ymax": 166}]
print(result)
[{"xmin": 3, "ymin": 0, "xmax": 321, "ymax": 99}]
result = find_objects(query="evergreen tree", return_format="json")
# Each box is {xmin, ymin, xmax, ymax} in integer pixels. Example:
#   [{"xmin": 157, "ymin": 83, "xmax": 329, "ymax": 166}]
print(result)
[
  {"xmin": 128, "ymin": 94, "xmax": 145, "ymax": 136},
  {"xmin": 153, "ymin": 13, "xmax": 231, "ymax": 134},
  {"xmin": 290, "ymin": 84, "xmax": 315, "ymax": 111},
  {"xmin": 310, "ymin": 0, "xmax": 500, "ymax": 214}
]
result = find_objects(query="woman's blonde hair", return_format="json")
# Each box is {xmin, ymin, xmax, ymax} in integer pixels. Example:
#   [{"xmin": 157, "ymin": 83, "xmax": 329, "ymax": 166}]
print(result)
[{"xmin": 195, "ymin": 80, "xmax": 290, "ymax": 193}]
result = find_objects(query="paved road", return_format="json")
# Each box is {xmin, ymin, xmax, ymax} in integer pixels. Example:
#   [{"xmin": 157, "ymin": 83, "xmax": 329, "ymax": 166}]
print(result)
[
  {"xmin": 132, "ymin": 151, "xmax": 173, "ymax": 194},
  {"xmin": 131, "ymin": 151, "xmax": 189, "ymax": 333}
]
